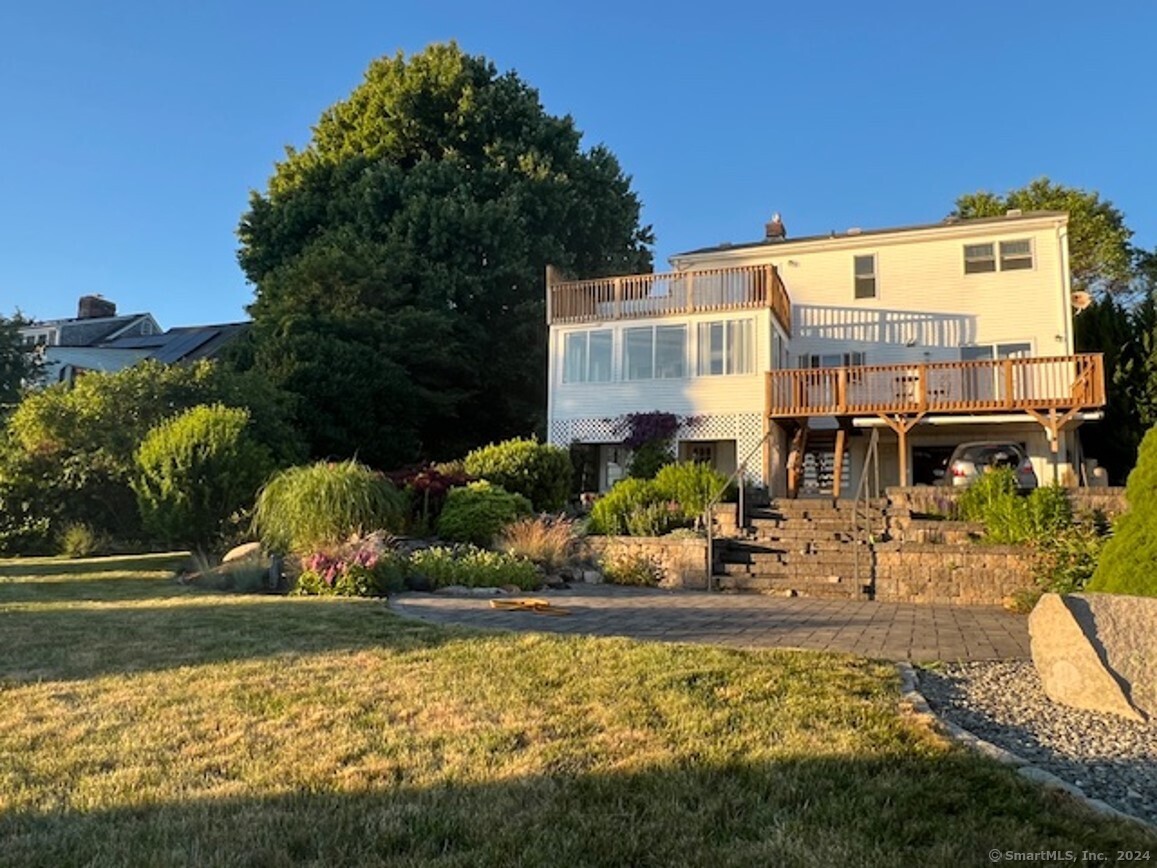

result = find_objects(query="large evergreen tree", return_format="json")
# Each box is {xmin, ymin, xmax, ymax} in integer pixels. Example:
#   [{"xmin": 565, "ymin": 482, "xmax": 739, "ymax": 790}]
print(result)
[
  {"xmin": 237, "ymin": 43, "xmax": 653, "ymax": 466},
  {"xmin": 0, "ymin": 313, "xmax": 41, "ymax": 411}
]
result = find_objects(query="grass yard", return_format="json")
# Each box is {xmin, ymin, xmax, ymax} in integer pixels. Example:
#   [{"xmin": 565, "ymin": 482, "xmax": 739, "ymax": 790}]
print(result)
[{"xmin": 0, "ymin": 557, "xmax": 1153, "ymax": 867}]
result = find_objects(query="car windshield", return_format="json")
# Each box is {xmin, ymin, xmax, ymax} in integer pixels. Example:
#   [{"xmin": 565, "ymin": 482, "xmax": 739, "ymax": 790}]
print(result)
[{"xmin": 959, "ymin": 445, "xmax": 1021, "ymax": 467}]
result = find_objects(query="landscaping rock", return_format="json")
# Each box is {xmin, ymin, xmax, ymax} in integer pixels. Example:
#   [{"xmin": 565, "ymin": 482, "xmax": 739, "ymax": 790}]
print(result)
[
  {"xmin": 1066, "ymin": 593, "xmax": 1157, "ymax": 719},
  {"xmin": 222, "ymin": 541, "xmax": 262, "ymax": 564},
  {"xmin": 405, "ymin": 574, "xmax": 433, "ymax": 593},
  {"xmin": 436, "ymin": 585, "xmax": 470, "ymax": 595},
  {"xmin": 582, "ymin": 569, "xmax": 603, "ymax": 584},
  {"xmin": 542, "ymin": 573, "xmax": 568, "ymax": 589},
  {"xmin": 1029, "ymin": 594, "xmax": 1145, "ymax": 722}
]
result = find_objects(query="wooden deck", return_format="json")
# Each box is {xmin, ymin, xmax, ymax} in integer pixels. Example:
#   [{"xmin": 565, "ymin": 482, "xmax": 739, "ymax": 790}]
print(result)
[
  {"xmin": 767, "ymin": 353, "xmax": 1105, "ymax": 488},
  {"xmin": 766, "ymin": 354, "xmax": 1105, "ymax": 418},
  {"xmin": 547, "ymin": 263, "xmax": 792, "ymax": 337}
]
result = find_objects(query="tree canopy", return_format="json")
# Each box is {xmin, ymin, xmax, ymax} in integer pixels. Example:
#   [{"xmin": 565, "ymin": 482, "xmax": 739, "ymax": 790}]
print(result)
[
  {"xmin": 0, "ymin": 313, "xmax": 41, "ymax": 411},
  {"xmin": 953, "ymin": 177, "xmax": 1134, "ymax": 297},
  {"xmin": 237, "ymin": 42, "xmax": 654, "ymax": 466}
]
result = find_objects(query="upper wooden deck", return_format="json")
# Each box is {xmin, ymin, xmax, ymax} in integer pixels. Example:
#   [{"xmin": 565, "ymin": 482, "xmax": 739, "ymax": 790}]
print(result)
[
  {"xmin": 547, "ymin": 263, "xmax": 792, "ymax": 337},
  {"xmin": 766, "ymin": 353, "xmax": 1105, "ymax": 418}
]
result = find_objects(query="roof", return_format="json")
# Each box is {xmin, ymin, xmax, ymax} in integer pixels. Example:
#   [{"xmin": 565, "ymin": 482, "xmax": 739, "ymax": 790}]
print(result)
[
  {"xmin": 102, "ymin": 322, "xmax": 249, "ymax": 363},
  {"xmin": 25, "ymin": 312, "xmax": 151, "ymax": 329},
  {"xmin": 673, "ymin": 210, "xmax": 1070, "ymax": 259}
]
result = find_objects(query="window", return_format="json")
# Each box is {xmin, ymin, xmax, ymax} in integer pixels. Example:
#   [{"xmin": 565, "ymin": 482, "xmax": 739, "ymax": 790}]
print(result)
[
  {"xmin": 853, "ymin": 255, "xmax": 877, "ymax": 299},
  {"xmin": 964, "ymin": 239, "xmax": 1033, "ymax": 274},
  {"xmin": 964, "ymin": 243, "xmax": 996, "ymax": 274},
  {"xmin": 1000, "ymin": 239, "xmax": 1033, "ymax": 271},
  {"xmin": 798, "ymin": 352, "xmax": 866, "ymax": 368},
  {"xmin": 562, "ymin": 329, "xmax": 612, "ymax": 383},
  {"xmin": 697, "ymin": 319, "xmax": 754, "ymax": 376},
  {"xmin": 624, "ymin": 325, "xmax": 686, "ymax": 380}
]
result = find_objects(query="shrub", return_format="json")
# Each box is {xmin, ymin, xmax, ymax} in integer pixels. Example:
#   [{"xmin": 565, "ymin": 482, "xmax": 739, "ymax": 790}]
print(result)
[
  {"xmin": 463, "ymin": 438, "xmax": 572, "ymax": 511},
  {"xmin": 1088, "ymin": 425, "xmax": 1157, "ymax": 597},
  {"xmin": 601, "ymin": 551, "xmax": 662, "ymax": 586},
  {"xmin": 294, "ymin": 533, "xmax": 407, "ymax": 597},
  {"xmin": 408, "ymin": 544, "xmax": 538, "ymax": 590},
  {"xmin": 387, "ymin": 462, "xmax": 473, "ymax": 535},
  {"xmin": 133, "ymin": 404, "xmax": 274, "ymax": 550},
  {"xmin": 253, "ymin": 460, "xmax": 406, "ymax": 554},
  {"xmin": 587, "ymin": 478, "xmax": 665, "ymax": 535},
  {"xmin": 956, "ymin": 470, "xmax": 1072, "ymax": 545},
  {"xmin": 652, "ymin": 462, "xmax": 731, "ymax": 521},
  {"xmin": 57, "ymin": 522, "xmax": 105, "ymax": 559},
  {"xmin": 625, "ymin": 502, "xmax": 683, "ymax": 537},
  {"xmin": 436, "ymin": 481, "xmax": 532, "ymax": 547},
  {"xmin": 497, "ymin": 516, "xmax": 575, "ymax": 571}
]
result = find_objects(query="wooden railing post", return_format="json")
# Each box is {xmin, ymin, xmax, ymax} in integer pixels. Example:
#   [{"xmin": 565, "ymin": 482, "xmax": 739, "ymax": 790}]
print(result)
[
  {"xmin": 613, "ymin": 277, "xmax": 623, "ymax": 319},
  {"xmin": 1003, "ymin": 358, "xmax": 1014, "ymax": 407},
  {"xmin": 917, "ymin": 364, "xmax": 927, "ymax": 410},
  {"xmin": 686, "ymin": 272, "xmax": 695, "ymax": 313},
  {"xmin": 837, "ymin": 367, "xmax": 848, "ymax": 414}
]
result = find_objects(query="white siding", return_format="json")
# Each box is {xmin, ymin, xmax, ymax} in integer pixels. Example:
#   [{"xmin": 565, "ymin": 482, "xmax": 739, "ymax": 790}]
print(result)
[{"xmin": 675, "ymin": 216, "xmax": 1072, "ymax": 368}]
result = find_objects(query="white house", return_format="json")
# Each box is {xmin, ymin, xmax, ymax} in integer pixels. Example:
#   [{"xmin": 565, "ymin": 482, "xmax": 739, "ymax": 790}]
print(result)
[{"xmin": 546, "ymin": 210, "xmax": 1106, "ymax": 496}]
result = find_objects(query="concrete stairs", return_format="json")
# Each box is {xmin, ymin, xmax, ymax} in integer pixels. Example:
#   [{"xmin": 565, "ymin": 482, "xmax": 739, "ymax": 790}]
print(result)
[{"xmin": 713, "ymin": 498, "xmax": 887, "ymax": 600}]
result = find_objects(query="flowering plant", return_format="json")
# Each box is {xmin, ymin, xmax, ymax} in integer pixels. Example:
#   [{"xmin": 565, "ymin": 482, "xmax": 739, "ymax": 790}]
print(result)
[{"xmin": 294, "ymin": 531, "xmax": 405, "ymax": 597}]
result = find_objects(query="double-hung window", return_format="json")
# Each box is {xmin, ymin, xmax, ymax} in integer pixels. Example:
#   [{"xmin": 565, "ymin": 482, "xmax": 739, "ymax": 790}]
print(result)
[
  {"xmin": 624, "ymin": 325, "xmax": 686, "ymax": 380},
  {"xmin": 999, "ymin": 239, "xmax": 1033, "ymax": 270},
  {"xmin": 697, "ymin": 319, "xmax": 754, "ymax": 376},
  {"xmin": 964, "ymin": 243, "xmax": 996, "ymax": 274},
  {"xmin": 562, "ymin": 329, "xmax": 612, "ymax": 383},
  {"xmin": 798, "ymin": 352, "xmax": 866, "ymax": 369},
  {"xmin": 853, "ymin": 255, "xmax": 877, "ymax": 299},
  {"xmin": 964, "ymin": 239, "xmax": 1033, "ymax": 274}
]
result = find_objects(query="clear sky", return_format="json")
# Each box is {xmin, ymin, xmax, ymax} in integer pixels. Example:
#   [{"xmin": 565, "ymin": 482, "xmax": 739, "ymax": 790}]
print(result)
[{"xmin": 1, "ymin": 1, "xmax": 1153, "ymax": 329}]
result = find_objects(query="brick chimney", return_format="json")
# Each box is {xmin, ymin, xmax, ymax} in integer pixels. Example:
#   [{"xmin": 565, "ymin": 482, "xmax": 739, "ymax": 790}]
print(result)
[
  {"xmin": 77, "ymin": 295, "xmax": 117, "ymax": 319},
  {"xmin": 764, "ymin": 213, "xmax": 787, "ymax": 241}
]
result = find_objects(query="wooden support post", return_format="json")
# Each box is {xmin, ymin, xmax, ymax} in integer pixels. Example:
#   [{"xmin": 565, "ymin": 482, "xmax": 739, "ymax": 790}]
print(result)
[
  {"xmin": 876, "ymin": 413, "xmax": 926, "ymax": 488},
  {"xmin": 1004, "ymin": 358, "xmax": 1015, "ymax": 408},
  {"xmin": 832, "ymin": 426, "xmax": 847, "ymax": 502},
  {"xmin": 1027, "ymin": 405, "xmax": 1083, "ymax": 486}
]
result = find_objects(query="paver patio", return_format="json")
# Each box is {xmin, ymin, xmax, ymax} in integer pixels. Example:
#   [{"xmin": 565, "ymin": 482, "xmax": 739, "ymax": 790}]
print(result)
[{"xmin": 390, "ymin": 584, "xmax": 1030, "ymax": 662}]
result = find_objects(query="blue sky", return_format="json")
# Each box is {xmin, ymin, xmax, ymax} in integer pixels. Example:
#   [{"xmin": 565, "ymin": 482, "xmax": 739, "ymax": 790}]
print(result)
[{"xmin": 1, "ymin": 1, "xmax": 1153, "ymax": 328}]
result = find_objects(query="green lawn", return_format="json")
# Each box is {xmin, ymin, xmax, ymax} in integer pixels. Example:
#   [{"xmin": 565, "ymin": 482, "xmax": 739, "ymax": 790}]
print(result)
[{"xmin": 0, "ymin": 557, "xmax": 1152, "ymax": 867}]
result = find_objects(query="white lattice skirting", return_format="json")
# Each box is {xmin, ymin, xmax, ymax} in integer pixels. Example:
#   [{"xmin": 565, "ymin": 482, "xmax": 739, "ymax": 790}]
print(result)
[{"xmin": 549, "ymin": 413, "xmax": 767, "ymax": 482}]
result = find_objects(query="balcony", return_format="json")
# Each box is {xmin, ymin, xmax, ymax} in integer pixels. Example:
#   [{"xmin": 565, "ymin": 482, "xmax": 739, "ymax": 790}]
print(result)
[
  {"xmin": 766, "ymin": 354, "xmax": 1106, "ymax": 418},
  {"xmin": 547, "ymin": 263, "xmax": 792, "ymax": 337}
]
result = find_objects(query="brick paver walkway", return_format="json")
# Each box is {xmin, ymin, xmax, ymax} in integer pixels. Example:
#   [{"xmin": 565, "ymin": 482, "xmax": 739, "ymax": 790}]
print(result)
[{"xmin": 390, "ymin": 584, "xmax": 1030, "ymax": 662}]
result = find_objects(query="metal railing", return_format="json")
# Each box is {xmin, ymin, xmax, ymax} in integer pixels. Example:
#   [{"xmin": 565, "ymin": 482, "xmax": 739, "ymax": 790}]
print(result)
[
  {"xmin": 703, "ymin": 430, "xmax": 772, "ymax": 591},
  {"xmin": 851, "ymin": 427, "xmax": 882, "ymax": 593}
]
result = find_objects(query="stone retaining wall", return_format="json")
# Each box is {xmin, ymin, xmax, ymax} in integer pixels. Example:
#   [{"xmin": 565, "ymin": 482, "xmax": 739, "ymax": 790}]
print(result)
[
  {"xmin": 578, "ymin": 536, "xmax": 708, "ymax": 590},
  {"xmin": 874, "ymin": 542, "xmax": 1035, "ymax": 606}
]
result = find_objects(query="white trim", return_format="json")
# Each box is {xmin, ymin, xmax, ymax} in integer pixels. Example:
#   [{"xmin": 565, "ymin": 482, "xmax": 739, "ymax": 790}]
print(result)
[{"xmin": 852, "ymin": 411, "xmax": 1103, "ymax": 428}]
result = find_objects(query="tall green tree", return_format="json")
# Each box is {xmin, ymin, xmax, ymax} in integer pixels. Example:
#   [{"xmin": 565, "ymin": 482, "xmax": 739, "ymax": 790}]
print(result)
[
  {"xmin": 0, "ymin": 313, "xmax": 41, "ymax": 411},
  {"xmin": 953, "ymin": 178, "xmax": 1134, "ymax": 297},
  {"xmin": 237, "ymin": 42, "xmax": 653, "ymax": 466}
]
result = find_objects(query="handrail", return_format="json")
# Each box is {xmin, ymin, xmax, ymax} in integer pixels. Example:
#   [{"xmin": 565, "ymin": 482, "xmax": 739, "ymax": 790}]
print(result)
[
  {"xmin": 549, "ymin": 263, "xmax": 792, "ymax": 336},
  {"xmin": 767, "ymin": 353, "xmax": 1105, "ymax": 418},
  {"xmin": 851, "ymin": 428, "xmax": 881, "ymax": 592},
  {"xmin": 703, "ymin": 429, "xmax": 772, "ymax": 591}
]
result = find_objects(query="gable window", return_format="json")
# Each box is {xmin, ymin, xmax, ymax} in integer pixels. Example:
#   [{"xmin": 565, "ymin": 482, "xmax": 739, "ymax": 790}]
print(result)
[
  {"xmin": 624, "ymin": 325, "xmax": 686, "ymax": 380},
  {"xmin": 999, "ymin": 239, "xmax": 1033, "ymax": 271},
  {"xmin": 697, "ymin": 319, "xmax": 754, "ymax": 376},
  {"xmin": 562, "ymin": 329, "xmax": 612, "ymax": 383},
  {"xmin": 964, "ymin": 243, "xmax": 996, "ymax": 274},
  {"xmin": 853, "ymin": 255, "xmax": 877, "ymax": 299}
]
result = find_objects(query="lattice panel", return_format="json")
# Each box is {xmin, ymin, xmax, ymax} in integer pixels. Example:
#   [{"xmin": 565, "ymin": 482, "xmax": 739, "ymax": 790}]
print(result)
[{"xmin": 551, "ymin": 413, "xmax": 767, "ymax": 483}]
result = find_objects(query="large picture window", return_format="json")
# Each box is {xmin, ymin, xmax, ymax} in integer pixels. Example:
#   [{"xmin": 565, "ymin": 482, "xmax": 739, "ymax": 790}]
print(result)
[
  {"xmin": 624, "ymin": 325, "xmax": 686, "ymax": 380},
  {"xmin": 697, "ymin": 319, "xmax": 754, "ymax": 375},
  {"xmin": 562, "ymin": 329, "xmax": 612, "ymax": 383}
]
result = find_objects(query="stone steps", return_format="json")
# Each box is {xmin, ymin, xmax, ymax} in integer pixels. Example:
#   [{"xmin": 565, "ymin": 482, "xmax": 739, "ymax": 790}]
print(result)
[{"xmin": 716, "ymin": 573, "xmax": 872, "ymax": 600}]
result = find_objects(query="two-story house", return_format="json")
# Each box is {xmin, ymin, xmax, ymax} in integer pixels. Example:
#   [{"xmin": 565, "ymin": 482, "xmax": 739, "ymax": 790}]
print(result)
[{"xmin": 546, "ymin": 210, "xmax": 1106, "ymax": 497}]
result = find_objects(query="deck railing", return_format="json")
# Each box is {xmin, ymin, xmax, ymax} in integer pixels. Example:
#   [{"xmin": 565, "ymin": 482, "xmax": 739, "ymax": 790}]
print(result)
[
  {"xmin": 548, "ymin": 264, "xmax": 792, "ymax": 336},
  {"xmin": 766, "ymin": 353, "xmax": 1105, "ymax": 417}
]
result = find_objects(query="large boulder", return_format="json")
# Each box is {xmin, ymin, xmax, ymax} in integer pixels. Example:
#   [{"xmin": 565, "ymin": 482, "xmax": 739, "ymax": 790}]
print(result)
[{"xmin": 1029, "ymin": 593, "xmax": 1156, "ymax": 722}]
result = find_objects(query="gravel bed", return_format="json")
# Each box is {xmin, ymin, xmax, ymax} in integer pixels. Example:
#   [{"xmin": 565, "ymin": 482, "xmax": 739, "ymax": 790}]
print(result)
[{"xmin": 918, "ymin": 661, "xmax": 1157, "ymax": 825}]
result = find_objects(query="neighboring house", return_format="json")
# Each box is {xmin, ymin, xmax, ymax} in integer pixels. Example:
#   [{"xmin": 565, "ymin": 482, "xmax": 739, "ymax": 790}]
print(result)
[
  {"xmin": 20, "ymin": 295, "xmax": 248, "ymax": 384},
  {"xmin": 546, "ymin": 210, "xmax": 1106, "ymax": 496}
]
